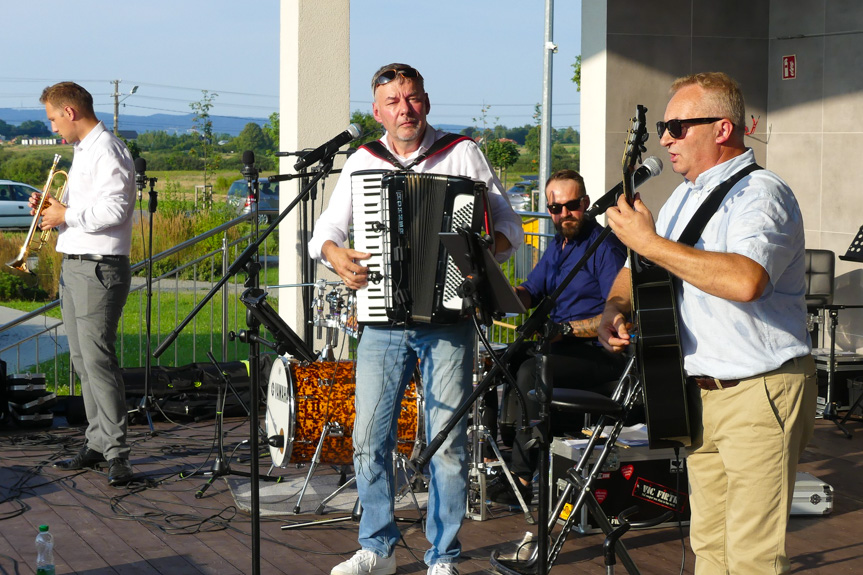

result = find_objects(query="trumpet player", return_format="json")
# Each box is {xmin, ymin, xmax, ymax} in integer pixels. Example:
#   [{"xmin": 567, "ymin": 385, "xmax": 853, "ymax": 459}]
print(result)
[{"xmin": 31, "ymin": 81, "xmax": 137, "ymax": 487}]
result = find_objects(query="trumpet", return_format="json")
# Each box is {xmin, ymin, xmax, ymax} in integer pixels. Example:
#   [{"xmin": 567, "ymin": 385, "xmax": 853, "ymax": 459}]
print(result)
[{"xmin": 5, "ymin": 154, "xmax": 69, "ymax": 275}]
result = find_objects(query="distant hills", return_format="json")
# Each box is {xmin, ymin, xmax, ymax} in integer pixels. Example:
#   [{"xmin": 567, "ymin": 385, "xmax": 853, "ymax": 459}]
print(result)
[
  {"xmin": 1, "ymin": 108, "xmax": 469, "ymax": 138},
  {"xmin": 0, "ymin": 108, "xmax": 270, "ymax": 138}
]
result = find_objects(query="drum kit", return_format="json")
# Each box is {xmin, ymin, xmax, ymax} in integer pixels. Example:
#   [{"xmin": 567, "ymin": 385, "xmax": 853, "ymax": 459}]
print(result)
[{"xmin": 264, "ymin": 279, "xmax": 426, "ymax": 514}]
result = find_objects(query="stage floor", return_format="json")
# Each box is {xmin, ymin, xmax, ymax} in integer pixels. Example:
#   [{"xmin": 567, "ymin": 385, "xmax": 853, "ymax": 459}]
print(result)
[{"xmin": 1, "ymin": 412, "xmax": 861, "ymax": 574}]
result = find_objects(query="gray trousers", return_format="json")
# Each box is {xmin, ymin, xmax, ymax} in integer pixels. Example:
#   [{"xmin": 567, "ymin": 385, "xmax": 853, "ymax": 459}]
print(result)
[{"xmin": 60, "ymin": 258, "xmax": 131, "ymax": 460}]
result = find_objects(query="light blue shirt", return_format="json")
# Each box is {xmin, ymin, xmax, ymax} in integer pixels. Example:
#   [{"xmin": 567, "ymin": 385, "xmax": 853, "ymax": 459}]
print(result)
[{"xmin": 654, "ymin": 149, "xmax": 810, "ymax": 379}]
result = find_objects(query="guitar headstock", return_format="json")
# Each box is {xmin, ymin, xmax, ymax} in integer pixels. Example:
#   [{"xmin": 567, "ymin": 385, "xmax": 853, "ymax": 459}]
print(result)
[{"xmin": 621, "ymin": 105, "xmax": 648, "ymax": 201}]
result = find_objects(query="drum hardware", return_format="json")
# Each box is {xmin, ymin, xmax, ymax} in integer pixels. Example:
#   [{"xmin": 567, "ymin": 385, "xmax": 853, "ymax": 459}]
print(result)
[
  {"xmin": 311, "ymin": 279, "xmax": 358, "ymax": 361},
  {"xmin": 282, "ymin": 450, "xmax": 428, "ymax": 531},
  {"xmin": 467, "ymin": 342, "xmax": 534, "ymax": 524}
]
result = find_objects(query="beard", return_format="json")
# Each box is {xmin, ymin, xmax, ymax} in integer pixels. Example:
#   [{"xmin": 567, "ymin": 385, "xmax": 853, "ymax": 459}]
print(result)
[{"xmin": 555, "ymin": 216, "xmax": 586, "ymax": 241}]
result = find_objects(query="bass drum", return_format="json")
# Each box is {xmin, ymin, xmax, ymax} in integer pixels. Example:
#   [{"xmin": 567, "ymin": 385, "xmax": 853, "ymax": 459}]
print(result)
[{"xmin": 266, "ymin": 357, "xmax": 422, "ymax": 467}]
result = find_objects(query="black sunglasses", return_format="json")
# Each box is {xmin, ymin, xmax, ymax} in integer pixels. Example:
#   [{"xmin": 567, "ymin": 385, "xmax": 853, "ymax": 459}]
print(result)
[
  {"xmin": 547, "ymin": 198, "xmax": 586, "ymax": 214},
  {"xmin": 374, "ymin": 67, "xmax": 423, "ymax": 88},
  {"xmin": 656, "ymin": 117, "xmax": 722, "ymax": 139}
]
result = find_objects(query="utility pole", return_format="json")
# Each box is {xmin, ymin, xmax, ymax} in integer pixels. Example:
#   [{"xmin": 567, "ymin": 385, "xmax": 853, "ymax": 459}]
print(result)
[
  {"xmin": 112, "ymin": 80, "xmax": 139, "ymax": 136},
  {"xmin": 538, "ymin": 0, "xmax": 557, "ymax": 238}
]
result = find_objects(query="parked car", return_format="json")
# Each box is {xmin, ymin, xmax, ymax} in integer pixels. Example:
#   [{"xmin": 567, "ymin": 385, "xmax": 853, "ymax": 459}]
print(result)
[
  {"xmin": 0, "ymin": 180, "xmax": 40, "ymax": 229},
  {"xmin": 226, "ymin": 177, "xmax": 279, "ymax": 221},
  {"xmin": 505, "ymin": 179, "xmax": 536, "ymax": 211}
]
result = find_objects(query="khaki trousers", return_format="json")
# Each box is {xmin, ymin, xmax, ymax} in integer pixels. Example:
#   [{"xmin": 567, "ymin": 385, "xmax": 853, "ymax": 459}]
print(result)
[{"xmin": 687, "ymin": 355, "xmax": 817, "ymax": 574}]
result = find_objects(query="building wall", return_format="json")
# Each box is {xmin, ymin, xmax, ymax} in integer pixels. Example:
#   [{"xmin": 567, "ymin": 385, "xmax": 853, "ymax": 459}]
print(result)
[
  {"xmin": 584, "ymin": 0, "xmax": 863, "ymax": 352},
  {"xmin": 279, "ymin": 0, "xmax": 350, "ymax": 351}
]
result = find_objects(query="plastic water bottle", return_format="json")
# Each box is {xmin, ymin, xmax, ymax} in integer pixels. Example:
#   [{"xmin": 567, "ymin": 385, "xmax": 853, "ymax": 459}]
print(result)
[{"xmin": 35, "ymin": 524, "xmax": 55, "ymax": 575}]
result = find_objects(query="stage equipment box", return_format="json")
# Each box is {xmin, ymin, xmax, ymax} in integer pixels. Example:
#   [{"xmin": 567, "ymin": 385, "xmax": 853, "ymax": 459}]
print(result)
[
  {"xmin": 551, "ymin": 436, "xmax": 689, "ymax": 534},
  {"xmin": 813, "ymin": 350, "xmax": 863, "ymax": 407},
  {"xmin": 791, "ymin": 472, "xmax": 833, "ymax": 516}
]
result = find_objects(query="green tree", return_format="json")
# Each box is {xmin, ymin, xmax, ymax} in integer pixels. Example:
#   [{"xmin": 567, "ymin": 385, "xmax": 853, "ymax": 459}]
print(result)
[
  {"xmin": 235, "ymin": 122, "xmax": 269, "ymax": 155},
  {"xmin": 525, "ymin": 125, "xmax": 541, "ymax": 156},
  {"xmin": 572, "ymin": 55, "xmax": 582, "ymax": 92},
  {"xmin": 16, "ymin": 120, "xmax": 51, "ymax": 137},
  {"xmin": 189, "ymin": 90, "xmax": 219, "ymax": 192},
  {"xmin": 262, "ymin": 112, "xmax": 279, "ymax": 162},
  {"xmin": 551, "ymin": 143, "xmax": 579, "ymax": 172},
  {"xmin": 486, "ymin": 139, "xmax": 520, "ymax": 189},
  {"xmin": 0, "ymin": 156, "xmax": 48, "ymax": 185},
  {"xmin": 472, "ymin": 104, "xmax": 499, "ymax": 153},
  {"xmin": 349, "ymin": 110, "xmax": 382, "ymax": 147}
]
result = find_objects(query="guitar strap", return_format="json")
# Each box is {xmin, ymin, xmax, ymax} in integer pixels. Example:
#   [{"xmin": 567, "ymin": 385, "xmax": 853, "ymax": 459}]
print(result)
[
  {"xmin": 675, "ymin": 162, "xmax": 762, "ymax": 247},
  {"xmin": 359, "ymin": 133, "xmax": 472, "ymax": 169}
]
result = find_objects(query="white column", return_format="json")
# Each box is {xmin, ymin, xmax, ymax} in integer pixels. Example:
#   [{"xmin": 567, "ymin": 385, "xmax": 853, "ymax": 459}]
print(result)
[
  {"xmin": 279, "ymin": 0, "xmax": 350, "ymax": 347},
  {"xmin": 580, "ymin": 0, "xmax": 608, "ymax": 208}
]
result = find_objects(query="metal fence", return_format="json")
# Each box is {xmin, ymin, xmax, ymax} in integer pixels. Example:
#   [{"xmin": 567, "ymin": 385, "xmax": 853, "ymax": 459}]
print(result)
[
  {"xmin": 0, "ymin": 211, "xmax": 277, "ymax": 394},
  {"xmin": 0, "ymin": 208, "xmax": 552, "ymax": 393}
]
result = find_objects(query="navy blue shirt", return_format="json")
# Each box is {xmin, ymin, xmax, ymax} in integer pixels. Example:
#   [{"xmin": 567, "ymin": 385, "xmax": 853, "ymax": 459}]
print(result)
[{"xmin": 519, "ymin": 221, "xmax": 626, "ymax": 323}]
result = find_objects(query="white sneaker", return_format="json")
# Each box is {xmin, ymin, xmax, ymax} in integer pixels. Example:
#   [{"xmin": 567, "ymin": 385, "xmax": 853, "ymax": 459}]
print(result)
[
  {"xmin": 331, "ymin": 550, "xmax": 396, "ymax": 575},
  {"xmin": 427, "ymin": 563, "xmax": 459, "ymax": 575}
]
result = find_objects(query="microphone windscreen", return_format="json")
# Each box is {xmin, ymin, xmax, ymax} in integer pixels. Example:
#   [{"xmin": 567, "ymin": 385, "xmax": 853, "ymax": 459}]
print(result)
[
  {"xmin": 242, "ymin": 150, "xmax": 255, "ymax": 165},
  {"xmin": 641, "ymin": 155, "xmax": 663, "ymax": 177},
  {"xmin": 134, "ymin": 157, "xmax": 147, "ymax": 173},
  {"xmin": 347, "ymin": 123, "xmax": 362, "ymax": 139}
]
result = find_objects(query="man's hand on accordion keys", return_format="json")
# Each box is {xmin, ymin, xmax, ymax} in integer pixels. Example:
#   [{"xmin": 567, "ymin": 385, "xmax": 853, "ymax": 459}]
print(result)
[{"xmin": 321, "ymin": 240, "xmax": 372, "ymax": 290}]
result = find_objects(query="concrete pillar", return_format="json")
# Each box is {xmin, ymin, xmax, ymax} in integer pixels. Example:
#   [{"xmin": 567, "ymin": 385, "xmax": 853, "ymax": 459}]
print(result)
[{"xmin": 278, "ymin": 0, "xmax": 350, "ymax": 350}]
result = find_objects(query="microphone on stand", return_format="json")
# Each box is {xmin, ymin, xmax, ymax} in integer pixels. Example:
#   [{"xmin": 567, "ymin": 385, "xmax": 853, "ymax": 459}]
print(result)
[
  {"xmin": 242, "ymin": 150, "xmax": 258, "ymax": 182},
  {"xmin": 584, "ymin": 156, "xmax": 663, "ymax": 219},
  {"xmin": 293, "ymin": 124, "xmax": 363, "ymax": 171},
  {"xmin": 134, "ymin": 157, "xmax": 147, "ymax": 201}
]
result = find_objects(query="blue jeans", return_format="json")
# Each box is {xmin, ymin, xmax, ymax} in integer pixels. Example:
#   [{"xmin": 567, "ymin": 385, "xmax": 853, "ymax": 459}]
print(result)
[{"xmin": 353, "ymin": 322, "xmax": 474, "ymax": 565}]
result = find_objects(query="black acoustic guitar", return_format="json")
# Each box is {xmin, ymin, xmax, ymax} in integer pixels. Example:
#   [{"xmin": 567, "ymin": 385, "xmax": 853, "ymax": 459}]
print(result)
[{"xmin": 622, "ymin": 105, "xmax": 691, "ymax": 448}]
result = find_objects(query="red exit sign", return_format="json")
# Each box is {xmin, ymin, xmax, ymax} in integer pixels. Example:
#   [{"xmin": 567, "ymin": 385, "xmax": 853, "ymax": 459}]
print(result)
[{"xmin": 783, "ymin": 55, "xmax": 797, "ymax": 80}]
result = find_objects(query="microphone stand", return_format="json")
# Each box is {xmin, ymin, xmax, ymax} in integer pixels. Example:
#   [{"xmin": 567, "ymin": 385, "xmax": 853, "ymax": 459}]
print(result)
[
  {"xmin": 152, "ymin": 156, "xmax": 334, "ymax": 575},
  {"xmin": 416, "ymin": 225, "xmax": 617, "ymax": 575},
  {"xmin": 134, "ymin": 171, "xmax": 158, "ymax": 434}
]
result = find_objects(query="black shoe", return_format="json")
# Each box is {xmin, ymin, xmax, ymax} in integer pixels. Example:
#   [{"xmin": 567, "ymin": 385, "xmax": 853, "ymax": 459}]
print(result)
[
  {"xmin": 53, "ymin": 446, "xmax": 106, "ymax": 470},
  {"xmin": 107, "ymin": 458, "xmax": 133, "ymax": 486},
  {"xmin": 486, "ymin": 475, "xmax": 533, "ymax": 506}
]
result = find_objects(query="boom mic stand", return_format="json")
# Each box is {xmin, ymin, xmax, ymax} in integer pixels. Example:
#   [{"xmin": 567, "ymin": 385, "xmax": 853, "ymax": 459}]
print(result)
[
  {"xmin": 421, "ymin": 224, "xmax": 619, "ymax": 575},
  {"xmin": 153, "ymin": 154, "xmax": 332, "ymax": 575}
]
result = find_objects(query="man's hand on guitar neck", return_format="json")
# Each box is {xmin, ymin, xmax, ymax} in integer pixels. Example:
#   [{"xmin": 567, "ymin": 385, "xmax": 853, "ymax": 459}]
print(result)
[
  {"xmin": 321, "ymin": 240, "xmax": 372, "ymax": 290},
  {"xmin": 605, "ymin": 192, "xmax": 663, "ymax": 258}
]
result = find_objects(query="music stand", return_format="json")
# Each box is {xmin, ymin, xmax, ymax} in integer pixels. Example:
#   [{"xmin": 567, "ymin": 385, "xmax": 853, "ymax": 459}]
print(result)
[
  {"xmin": 834, "ymin": 226, "xmax": 863, "ymax": 429},
  {"xmin": 439, "ymin": 230, "xmax": 526, "ymax": 320}
]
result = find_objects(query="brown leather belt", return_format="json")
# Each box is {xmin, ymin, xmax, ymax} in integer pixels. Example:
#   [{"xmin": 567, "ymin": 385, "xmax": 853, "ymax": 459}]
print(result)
[{"xmin": 691, "ymin": 376, "xmax": 742, "ymax": 391}]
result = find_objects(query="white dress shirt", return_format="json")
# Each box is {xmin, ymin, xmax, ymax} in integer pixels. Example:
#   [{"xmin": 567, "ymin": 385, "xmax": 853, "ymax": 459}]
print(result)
[
  {"xmin": 57, "ymin": 121, "xmax": 136, "ymax": 256},
  {"xmin": 308, "ymin": 126, "xmax": 524, "ymax": 264}
]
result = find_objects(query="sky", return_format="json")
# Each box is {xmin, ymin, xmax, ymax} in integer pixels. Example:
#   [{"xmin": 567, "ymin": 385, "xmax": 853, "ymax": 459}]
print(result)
[{"xmin": 1, "ymin": 0, "xmax": 581, "ymax": 132}]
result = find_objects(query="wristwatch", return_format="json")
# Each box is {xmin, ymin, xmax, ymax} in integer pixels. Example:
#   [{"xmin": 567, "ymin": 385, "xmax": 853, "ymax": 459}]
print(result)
[{"xmin": 559, "ymin": 322, "xmax": 573, "ymax": 336}]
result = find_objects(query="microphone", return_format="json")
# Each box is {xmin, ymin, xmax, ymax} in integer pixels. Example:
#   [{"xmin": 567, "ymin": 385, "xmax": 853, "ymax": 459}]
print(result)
[
  {"xmin": 293, "ymin": 123, "xmax": 363, "ymax": 171},
  {"xmin": 584, "ymin": 156, "xmax": 663, "ymax": 219},
  {"xmin": 242, "ymin": 150, "xmax": 258, "ymax": 181},
  {"xmin": 134, "ymin": 157, "xmax": 147, "ymax": 200}
]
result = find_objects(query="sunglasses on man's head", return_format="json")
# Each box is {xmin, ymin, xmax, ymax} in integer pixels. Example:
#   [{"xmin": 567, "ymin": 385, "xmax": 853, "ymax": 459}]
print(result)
[
  {"xmin": 374, "ymin": 67, "xmax": 422, "ymax": 87},
  {"xmin": 656, "ymin": 117, "xmax": 722, "ymax": 139},
  {"xmin": 547, "ymin": 197, "xmax": 587, "ymax": 214}
]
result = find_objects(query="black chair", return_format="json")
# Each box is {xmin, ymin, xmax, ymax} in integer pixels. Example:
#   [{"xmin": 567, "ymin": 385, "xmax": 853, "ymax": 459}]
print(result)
[{"xmin": 491, "ymin": 355, "xmax": 656, "ymax": 575}]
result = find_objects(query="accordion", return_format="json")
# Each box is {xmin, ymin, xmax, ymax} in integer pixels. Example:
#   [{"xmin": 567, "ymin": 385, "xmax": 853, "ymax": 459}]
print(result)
[{"xmin": 350, "ymin": 170, "xmax": 491, "ymax": 325}]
